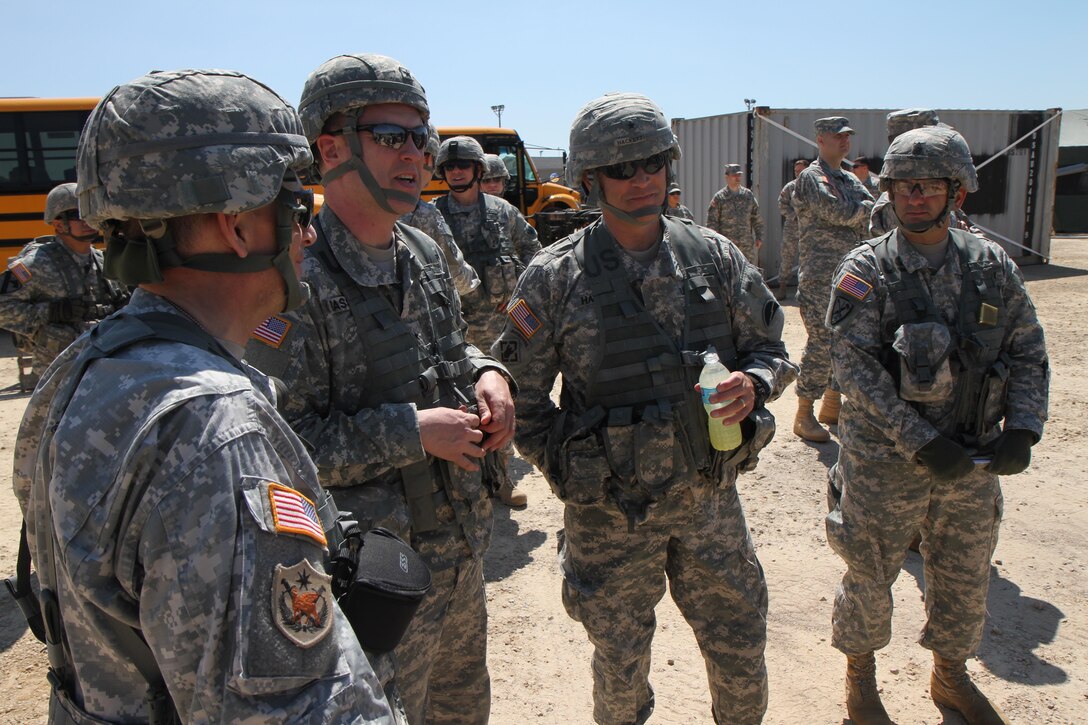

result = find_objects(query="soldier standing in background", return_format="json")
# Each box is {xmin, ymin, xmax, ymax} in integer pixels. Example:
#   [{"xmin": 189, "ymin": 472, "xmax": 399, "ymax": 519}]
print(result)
[
  {"xmin": 706, "ymin": 162, "xmax": 763, "ymax": 264},
  {"xmin": 664, "ymin": 182, "xmax": 694, "ymax": 220},
  {"xmin": 825, "ymin": 126, "xmax": 1048, "ymax": 725},
  {"xmin": 851, "ymin": 156, "xmax": 881, "ymax": 198},
  {"xmin": 791, "ymin": 117, "xmax": 874, "ymax": 442},
  {"xmin": 775, "ymin": 158, "xmax": 808, "ymax": 300},
  {"xmin": 436, "ymin": 135, "xmax": 540, "ymax": 508},
  {"xmin": 13, "ymin": 69, "xmax": 393, "ymax": 724},
  {"xmin": 0, "ymin": 182, "xmax": 128, "ymax": 382},
  {"xmin": 493, "ymin": 91, "xmax": 797, "ymax": 725},
  {"xmin": 246, "ymin": 53, "xmax": 516, "ymax": 725},
  {"xmin": 481, "ymin": 153, "xmax": 511, "ymax": 198}
]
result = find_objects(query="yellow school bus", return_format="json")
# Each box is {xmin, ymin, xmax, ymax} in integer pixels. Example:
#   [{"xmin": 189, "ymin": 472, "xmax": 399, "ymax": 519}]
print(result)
[{"xmin": 0, "ymin": 97, "xmax": 98, "ymax": 266}]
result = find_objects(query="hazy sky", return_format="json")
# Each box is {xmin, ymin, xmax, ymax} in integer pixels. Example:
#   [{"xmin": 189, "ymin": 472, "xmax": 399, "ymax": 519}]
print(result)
[{"xmin": 9, "ymin": 0, "xmax": 1083, "ymax": 153}]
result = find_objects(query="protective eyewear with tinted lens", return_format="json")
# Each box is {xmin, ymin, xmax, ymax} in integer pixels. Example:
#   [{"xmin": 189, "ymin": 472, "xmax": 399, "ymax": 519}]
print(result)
[
  {"xmin": 442, "ymin": 159, "xmax": 476, "ymax": 171},
  {"xmin": 600, "ymin": 152, "xmax": 669, "ymax": 180},
  {"xmin": 357, "ymin": 123, "xmax": 429, "ymax": 151},
  {"xmin": 891, "ymin": 179, "xmax": 948, "ymax": 198}
]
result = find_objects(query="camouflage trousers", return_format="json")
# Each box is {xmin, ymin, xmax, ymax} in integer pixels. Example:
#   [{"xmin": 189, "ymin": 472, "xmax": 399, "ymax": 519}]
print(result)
[
  {"xmin": 394, "ymin": 556, "xmax": 490, "ymax": 724},
  {"xmin": 559, "ymin": 482, "xmax": 768, "ymax": 725},
  {"xmin": 826, "ymin": 449, "xmax": 1003, "ymax": 659},
  {"xmin": 732, "ymin": 237, "xmax": 759, "ymax": 268},
  {"xmin": 796, "ymin": 276, "xmax": 837, "ymax": 400}
]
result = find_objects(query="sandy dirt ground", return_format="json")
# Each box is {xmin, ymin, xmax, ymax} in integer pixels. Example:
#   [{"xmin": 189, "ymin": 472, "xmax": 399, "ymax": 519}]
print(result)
[{"xmin": 0, "ymin": 237, "xmax": 1084, "ymax": 724}]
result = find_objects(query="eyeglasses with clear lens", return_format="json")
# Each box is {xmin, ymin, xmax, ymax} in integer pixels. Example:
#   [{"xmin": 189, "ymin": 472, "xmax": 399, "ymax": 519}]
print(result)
[
  {"xmin": 891, "ymin": 179, "xmax": 948, "ymax": 198},
  {"xmin": 442, "ymin": 159, "xmax": 476, "ymax": 171},
  {"xmin": 600, "ymin": 152, "xmax": 669, "ymax": 180},
  {"xmin": 357, "ymin": 123, "xmax": 429, "ymax": 151}
]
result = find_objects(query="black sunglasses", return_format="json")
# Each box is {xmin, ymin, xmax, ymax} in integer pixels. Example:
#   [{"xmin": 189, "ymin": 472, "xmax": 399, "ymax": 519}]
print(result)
[
  {"xmin": 442, "ymin": 159, "xmax": 476, "ymax": 171},
  {"xmin": 600, "ymin": 152, "xmax": 669, "ymax": 180},
  {"xmin": 349, "ymin": 123, "xmax": 429, "ymax": 151}
]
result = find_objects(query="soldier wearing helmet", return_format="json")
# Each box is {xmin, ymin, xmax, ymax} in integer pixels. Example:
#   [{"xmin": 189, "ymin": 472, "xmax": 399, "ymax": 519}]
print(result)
[
  {"xmin": 825, "ymin": 125, "xmax": 1048, "ymax": 725},
  {"xmin": 664, "ymin": 182, "xmax": 694, "ymax": 220},
  {"xmin": 13, "ymin": 69, "xmax": 394, "ymax": 723},
  {"xmin": 791, "ymin": 116, "xmax": 876, "ymax": 443},
  {"xmin": 399, "ymin": 123, "xmax": 481, "ymax": 298},
  {"xmin": 705, "ymin": 162, "xmax": 763, "ymax": 264},
  {"xmin": 0, "ymin": 181, "xmax": 128, "ymax": 384},
  {"xmin": 492, "ymin": 92, "xmax": 797, "ymax": 724},
  {"xmin": 480, "ymin": 153, "xmax": 511, "ymax": 197},
  {"xmin": 245, "ymin": 53, "xmax": 514, "ymax": 725},
  {"xmin": 434, "ymin": 136, "xmax": 540, "ymax": 508}
]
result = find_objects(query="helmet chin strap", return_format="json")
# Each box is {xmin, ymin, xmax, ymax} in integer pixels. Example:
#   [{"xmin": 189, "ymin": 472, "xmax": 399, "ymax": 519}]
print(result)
[
  {"xmin": 319, "ymin": 111, "xmax": 419, "ymax": 213},
  {"xmin": 446, "ymin": 164, "xmax": 480, "ymax": 193},
  {"xmin": 593, "ymin": 175, "xmax": 663, "ymax": 227},
  {"xmin": 897, "ymin": 184, "xmax": 956, "ymax": 234}
]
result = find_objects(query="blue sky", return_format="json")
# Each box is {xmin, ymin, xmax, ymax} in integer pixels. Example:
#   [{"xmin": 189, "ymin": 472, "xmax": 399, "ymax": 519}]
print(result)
[{"xmin": 9, "ymin": 0, "xmax": 1082, "ymax": 153}]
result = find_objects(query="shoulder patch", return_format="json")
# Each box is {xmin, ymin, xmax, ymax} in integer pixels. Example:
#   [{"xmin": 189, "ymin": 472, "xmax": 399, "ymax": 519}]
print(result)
[
  {"xmin": 497, "ymin": 339, "xmax": 521, "ymax": 363},
  {"xmin": 10, "ymin": 261, "xmax": 31, "ymax": 284},
  {"xmin": 251, "ymin": 315, "xmax": 292, "ymax": 349},
  {"xmin": 835, "ymin": 272, "xmax": 873, "ymax": 301},
  {"xmin": 272, "ymin": 559, "xmax": 333, "ymax": 648},
  {"xmin": 507, "ymin": 297, "xmax": 541, "ymax": 340},
  {"xmin": 267, "ymin": 482, "xmax": 327, "ymax": 546}
]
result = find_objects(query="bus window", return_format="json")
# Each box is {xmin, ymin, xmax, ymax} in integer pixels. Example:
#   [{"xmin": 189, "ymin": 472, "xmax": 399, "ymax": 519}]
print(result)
[{"xmin": 0, "ymin": 111, "xmax": 87, "ymax": 193}]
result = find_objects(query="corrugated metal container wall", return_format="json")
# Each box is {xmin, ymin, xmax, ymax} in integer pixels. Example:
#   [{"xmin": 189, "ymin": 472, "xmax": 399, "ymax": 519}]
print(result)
[{"xmin": 672, "ymin": 108, "xmax": 1061, "ymax": 280}]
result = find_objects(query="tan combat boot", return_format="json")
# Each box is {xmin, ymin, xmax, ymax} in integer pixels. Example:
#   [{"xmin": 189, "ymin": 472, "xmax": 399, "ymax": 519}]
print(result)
[
  {"xmin": 845, "ymin": 652, "xmax": 893, "ymax": 725},
  {"xmin": 931, "ymin": 654, "xmax": 1011, "ymax": 724},
  {"xmin": 817, "ymin": 389, "xmax": 842, "ymax": 425},
  {"xmin": 793, "ymin": 398, "xmax": 830, "ymax": 442},
  {"xmin": 498, "ymin": 480, "xmax": 528, "ymax": 508}
]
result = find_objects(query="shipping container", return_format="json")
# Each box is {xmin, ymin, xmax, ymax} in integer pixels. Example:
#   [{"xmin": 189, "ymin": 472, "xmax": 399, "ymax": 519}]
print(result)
[{"xmin": 672, "ymin": 107, "xmax": 1062, "ymax": 280}]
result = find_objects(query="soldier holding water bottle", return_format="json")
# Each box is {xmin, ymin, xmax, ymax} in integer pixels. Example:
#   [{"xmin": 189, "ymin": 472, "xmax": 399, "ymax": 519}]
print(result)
[{"xmin": 492, "ymin": 92, "xmax": 797, "ymax": 725}]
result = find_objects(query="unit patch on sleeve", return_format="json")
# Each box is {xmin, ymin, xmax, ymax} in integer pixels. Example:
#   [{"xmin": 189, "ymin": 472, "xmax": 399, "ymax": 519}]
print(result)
[
  {"xmin": 272, "ymin": 559, "xmax": 333, "ymax": 647},
  {"xmin": 267, "ymin": 482, "xmax": 327, "ymax": 546},
  {"xmin": 507, "ymin": 298, "xmax": 541, "ymax": 340},
  {"xmin": 835, "ymin": 272, "xmax": 873, "ymax": 301},
  {"xmin": 251, "ymin": 315, "xmax": 291, "ymax": 349}
]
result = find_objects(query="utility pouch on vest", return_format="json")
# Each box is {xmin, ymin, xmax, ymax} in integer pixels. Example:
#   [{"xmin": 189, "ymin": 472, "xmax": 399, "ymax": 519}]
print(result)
[
  {"xmin": 892, "ymin": 322, "xmax": 955, "ymax": 404},
  {"xmin": 602, "ymin": 406, "xmax": 678, "ymax": 499},
  {"xmin": 545, "ymin": 407, "xmax": 609, "ymax": 505},
  {"xmin": 483, "ymin": 256, "xmax": 518, "ymax": 302},
  {"xmin": 974, "ymin": 353, "xmax": 1011, "ymax": 435}
]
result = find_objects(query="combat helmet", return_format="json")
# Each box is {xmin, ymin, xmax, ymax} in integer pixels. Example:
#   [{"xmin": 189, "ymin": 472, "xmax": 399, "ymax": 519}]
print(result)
[
  {"xmin": 886, "ymin": 108, "xmax": 944, "ymax": 143},
  {"xmin": 78, "ymin": 68, "xmax": 313, "ymax": 310},
  {"xmin": 298, "ymin": 53, "xmax": 429, "ymax": 212},
  {"xmin": 44, "ymin": 183, "xmax": 79, "ymax": 222},
  {"xmin": 436, "ymin": 136, "xmax": 486, "ymax": 192},
  {"xmin": 423, "ymin": 123, "xmax": 440, "ymax": 173},
  {"xmin": 880, "ymin": 125, "xmax": 978, "ymax": 232},
  {"xmin": 567, "ymin": 92, "xmax": 680, "ymax": 224},
  {"xmin": 482, "ymin": 154, "xmax": 510, "ymax": 182}
]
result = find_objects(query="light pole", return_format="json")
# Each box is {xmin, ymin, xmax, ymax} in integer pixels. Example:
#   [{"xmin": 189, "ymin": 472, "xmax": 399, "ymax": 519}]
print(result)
[
  {"xmin": 491, "ymin": 104, "xmax": 505, "ymax": 127},
  {"xmin": 744, "ymin": 98, "xmax": 757, "ymax": 112}
]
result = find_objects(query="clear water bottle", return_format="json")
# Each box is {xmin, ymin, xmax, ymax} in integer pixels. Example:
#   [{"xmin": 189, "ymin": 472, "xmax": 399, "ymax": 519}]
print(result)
[{"xmin": 700, "ymin": 345, "xmax": 742, "ymax": 451}]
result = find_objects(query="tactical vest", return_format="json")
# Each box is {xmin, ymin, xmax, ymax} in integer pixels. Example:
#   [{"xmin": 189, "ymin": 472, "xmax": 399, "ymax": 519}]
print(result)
[
  {"xmin": 310, "ymin": 217, "xmax": 478, "ymax": 533},
  {"xmin": 39, "ymin": 240, "xmax": 126, "ymax": 309},
  {"xmin": 572, "ymin": 217, "xmax": 739, "ymax": 489},
  {"xmin": 436, "ymin": 194, "xmax": 519, "ymax": 299},
  {"xmin": 871, "ymin": 228, "xmax": 1010, "ymax": 442}
]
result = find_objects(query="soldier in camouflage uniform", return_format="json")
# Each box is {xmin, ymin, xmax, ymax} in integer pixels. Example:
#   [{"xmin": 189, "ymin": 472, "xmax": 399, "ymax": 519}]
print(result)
[
  {"xmin": 12, "ymin": 69, "xmax": 393, "ymax": 724},
  {"xmin": 775, "ymin": 159, "xmax": 808, "ymax": 300},
  {"xmin": 851, "ymin": 157, "xmax": 881, "ymax": 199},
  {"xmin": 435, "ymin": 135, "xmax": 539, "ymax": 509},
  {"xmin": 706, "ymin": 163, "xmax": 763, "ymax": 264},
  {"xmin": 825, "ymin": 126, "xmax": 1048, "ymax": 725},
  {"xmin": 399, "ymin": 123, "xmax": 482, "ymax": 298},
  {"xmin": 245, "ymin": 54, "xmax": 515, "ymax": 725},
  {"xmin": 0, "ymin": 182, "xmax": 128, "ymax": 381},
  {"xmin": 791, "ymin": 117, "xmax": 874, "ymax": 442},
  {"xmin": 481, "ymin": 153, "xmax": 510, "ymax": 198},
  {"xmin": 665, "ymin": 182, "xmax": 694, "ymax": 220},
  {"xmin": 493, "ymin": 92, "xmax": 797, "ymax": 725}
]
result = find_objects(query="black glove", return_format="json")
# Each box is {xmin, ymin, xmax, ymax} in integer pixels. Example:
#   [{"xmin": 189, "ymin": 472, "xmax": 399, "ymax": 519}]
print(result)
[
  {"xmin": 915, "ymin": 435, "xmax": 975, "ymax": 482},
  {"xmin": 47, "ymin": 298, "xmax": 88, "ymax": 323},
  {"xmin": 984, "ymin": 429, "xmax": 1036, "ymax": 476}
]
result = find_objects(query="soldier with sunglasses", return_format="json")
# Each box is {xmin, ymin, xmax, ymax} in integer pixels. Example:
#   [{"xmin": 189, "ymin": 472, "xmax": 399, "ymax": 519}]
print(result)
[
  {"xmin": 0, "ymin": 182, "xmax": 129, "ymax": 383},
  {"xmin": 492, "ymin": 92, "xmax": 796, "ymax": 724},
  {"xmin": 245, "ymin": 53, "xmax": 515, "ymax": 725}
]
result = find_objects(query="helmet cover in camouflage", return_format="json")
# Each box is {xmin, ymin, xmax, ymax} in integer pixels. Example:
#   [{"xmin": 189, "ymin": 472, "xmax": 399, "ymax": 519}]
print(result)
[
  {"xmin": 78, "ymin": 69, "xmax": 311, "ymax": 229},
  {"xmin": 437, "ymin": 136, "xmax": 486, "ymax": 169},
  {"xmin": 298, "ymin": 53, "xmax": 429, "ymax": 144},
  {"xmin": 886, "ymin": 108, "xmax": 942, "ymax": 141},
  {"xmin": 482, "ymin": 154, "xmax": 510, "ymax": 181},
  {"xmin": 881, "ymin": 126, "xmax": 978, "ymax": 193},
  {"xmin": 425, "ymin": 122, "xmax": 441, "ymax": 159},
  {"xmin": 566, "ymin": 92, "xmax": 680, "ymax": 189},
  {"xmin": 44, "ymin": 182, "xmax": 80, "ymax": 222}
]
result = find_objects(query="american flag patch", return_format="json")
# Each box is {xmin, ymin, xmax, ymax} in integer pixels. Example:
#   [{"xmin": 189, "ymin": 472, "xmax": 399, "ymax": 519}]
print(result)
[
  {"xmin": 836, "ymin": 272, "xmax": 872, "ymax": 301},
  {"xmin": 10, "ymin": 261, "xmax": 31, "ymax": 284},
  {"xmin": 507, "ymin": 298, "xmax": 541, "ymax": 340},
  {"xmin": 268, "ymin": 482, "xmax": 327, "ymax": 546},
  {"xmin": 252, "ymin": 315, "xmax": 291, "ymax": 348}
]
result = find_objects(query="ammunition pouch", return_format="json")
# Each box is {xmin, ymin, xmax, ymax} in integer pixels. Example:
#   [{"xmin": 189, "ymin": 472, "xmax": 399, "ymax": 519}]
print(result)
[
  {"xmin": 893, "ymin": 322, "xmax": 955, "ymax": 404},
  {"xmin": 481, "ymin": 255, "xmax": 519, "ymax": 303},
  {"xmin": 543, "ymin": 406, "xmax": 609, "ymax": 505}
]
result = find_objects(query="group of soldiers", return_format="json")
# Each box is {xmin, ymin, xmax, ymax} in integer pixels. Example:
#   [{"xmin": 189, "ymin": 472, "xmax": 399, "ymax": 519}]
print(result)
[{"xmin": 6, "ymin": 50, "xmax": 1048, "ymax": 725}]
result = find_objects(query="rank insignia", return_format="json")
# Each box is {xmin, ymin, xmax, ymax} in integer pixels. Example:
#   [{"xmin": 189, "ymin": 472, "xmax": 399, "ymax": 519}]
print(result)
[
  {"xmin": 507, "ymin": 298, "xmax": 541, "ymax": 340},
  {"xmin": 273, "ymin": 559, "xmax": 333, "ymax": 648},
  {"xmin": 10, "ymin": 261, "xmax": 31, "ymax": 284},
  {"xmin": 268, "ymin": 482, "xmax": 327, "ymax": 546},
  {"xmin": 835, "ymin": 272, "xmax": 872, "ymax": 301},
  {"xmin": 978, "ymin": 303, "xmax": 998, "ymax": 326},
  {"xmin": 251, "ymin": 315, "xmax": 291, "ymax": 349}
]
